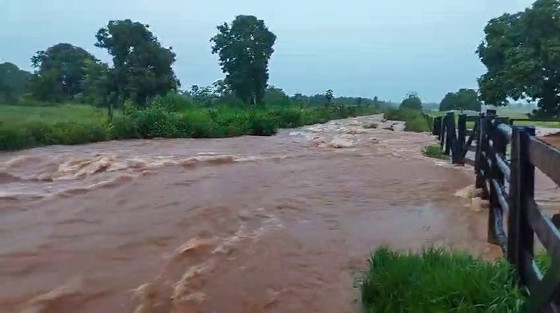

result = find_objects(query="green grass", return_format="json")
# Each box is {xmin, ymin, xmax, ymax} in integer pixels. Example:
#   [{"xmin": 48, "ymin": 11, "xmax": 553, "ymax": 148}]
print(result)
[
  {"xmin": 0, "ymin": 103, "xmax": 108, "ymax": 127},
  {"xmin": 511, "ymin": 120, "xmax": 560, "ymax": 128},
  {"xmin": 361, "ymin": 247, "xmax": 524, "ymax": 313},
  {"xmin": 422, "ymin": 144, "xmax": 448, "ymax": 160},
  {"xmin": 427, "ymin": 108, "xmax": 560, "ymax": 128},
  {"xmin": 0, "ymin": 102, "xmax": 380, "ymax": 151}
]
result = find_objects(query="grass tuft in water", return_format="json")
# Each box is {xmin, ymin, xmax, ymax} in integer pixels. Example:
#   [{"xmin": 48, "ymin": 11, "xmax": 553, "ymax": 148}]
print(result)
[
  {"xmin": 361, "ymin": 247, "xmax": 524, "ymax": 313},
  {"xmin": 422, "ymin": 144, "xmax": 448, "ymax": 160}
]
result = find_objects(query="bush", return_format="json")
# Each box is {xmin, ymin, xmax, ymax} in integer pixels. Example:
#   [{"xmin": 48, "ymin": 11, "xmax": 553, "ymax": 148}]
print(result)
[
  {"xmin": 0, "ymin": 128, "xmax": 28, "ymax": 150},
  {"xmin": 111, "ymin": 115, "xmax": 140, "ymax": 139},
  {"xmin": 247, "ymin": 112, "xmax": 278, "ymax": 136},
  {"xmin": 151, "ymin": 93, "xmax": 193, "ymax": 112},
  {"xmin": 422, "ymin": 144, "xmax": 447, "ymax": 160},
  {"xmin": 404, "ymin": 114, "xmax": 430, "ymax": 132},
  {"xmin": 361, "ymin": 247, "xmax": 523, "ymax": 313},
  {"xmin": 384, "ymin": 107, "xmax": 404, "ymax": 120},
  {"xmin": 384, "ymin": 108, "xmax": 430, "ymax": 132},
  {"xmin": 0, "ymin": 121, "xmax": 110, "ymax": 150}
]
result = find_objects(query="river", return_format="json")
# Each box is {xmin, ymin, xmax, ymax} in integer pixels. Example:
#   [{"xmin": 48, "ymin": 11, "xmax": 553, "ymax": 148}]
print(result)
[{"xmin": 0, "ymin": 114, "xmax": 557, "ymax": 313}]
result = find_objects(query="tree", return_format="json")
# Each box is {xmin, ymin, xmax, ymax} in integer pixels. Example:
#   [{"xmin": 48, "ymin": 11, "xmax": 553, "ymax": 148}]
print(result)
[
  {"xmin": 95, "ymin": 19, "xmax": 180, "ymax": 106},
  {"xmin": 0, "ymin": 62, "xmax": 30, "ymax": 103},
  {"xmin": 264, "ymin": 85, "xmax": 289, "ymax": 106},
  {"xmin": 211, "ymin": 15, "xmax": 276, "ymax": 106},
  {"xmin": 29, "ymin": 43, "xmax": 95, "ymax": 102},
  {"xmin": 372, "ymin": 96, "xmax": 380, "ymax": 108},
  {"xmin": 81, "ymin": 59, "xmax": 118, "ymax": 119},
  {"xmin": 400, "ymin": 92, "xmax": 423, "ymax": 111},
  {"xmin": 477, "ymin": 0, "xmax": 560, "ymax": 117},
  {"xmin": 439, "ymin": 88, "xmax": 482, "ymax": 112},
  {"xmin": 325, "ymin": 89, "xmax": 334, "ymax": 107},
  {"xmin": 189, "ymin": 84, "xmax": 215, "ymax": 105}
]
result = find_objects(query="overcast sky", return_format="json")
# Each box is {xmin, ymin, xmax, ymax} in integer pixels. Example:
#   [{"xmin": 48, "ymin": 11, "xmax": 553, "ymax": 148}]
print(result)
[{"xmin": 0, "ymin": 0, "xmax": 534, "ymax": 102}]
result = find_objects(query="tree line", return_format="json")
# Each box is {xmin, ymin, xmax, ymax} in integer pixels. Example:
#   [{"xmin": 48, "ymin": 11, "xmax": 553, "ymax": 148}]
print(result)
[
  {"xmin": 7, "ymin": 0, "xmax": 557, "ymax": 117},
  {"xmin": 0, "ymin": 15, "xmax": 391, "ymax": 111}
]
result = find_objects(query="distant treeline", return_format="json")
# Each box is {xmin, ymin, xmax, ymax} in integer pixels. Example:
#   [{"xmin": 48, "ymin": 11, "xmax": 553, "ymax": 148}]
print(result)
[{"xmin": 0, "ymin": 16, "xmax": 393, "ymax": 111}]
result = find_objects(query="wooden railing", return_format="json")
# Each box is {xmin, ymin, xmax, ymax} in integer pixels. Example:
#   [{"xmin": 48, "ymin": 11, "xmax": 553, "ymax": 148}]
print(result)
[{"xmin": 434, "ymin": 110, "xmax": 560, "ymax": 312}]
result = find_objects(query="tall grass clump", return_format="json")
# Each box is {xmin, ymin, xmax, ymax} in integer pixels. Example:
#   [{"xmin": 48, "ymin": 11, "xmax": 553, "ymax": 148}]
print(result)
[
  {"xmin": 384, "ymin": 108, "xmax": 430, "ymax": 132},
  {"xmin": 422, "ymin": 144, "xmax": 448, "ymax": 160},
  {"xmin": 361, "ymin": 247, "xmax": 523, "ymax": 313}
]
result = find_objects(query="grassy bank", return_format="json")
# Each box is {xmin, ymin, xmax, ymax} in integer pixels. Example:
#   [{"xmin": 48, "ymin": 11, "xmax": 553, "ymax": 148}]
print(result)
[
  {"xmin": 0, "ymin": 102, "xmax": 380, "ymax": 151},
  {"xmin": 361, "ymin": 247, "xmax": 523, "ymax": 313},
  {"xmin": 384, "ymin": 108, "xmax": 431, "ymax": 132}
]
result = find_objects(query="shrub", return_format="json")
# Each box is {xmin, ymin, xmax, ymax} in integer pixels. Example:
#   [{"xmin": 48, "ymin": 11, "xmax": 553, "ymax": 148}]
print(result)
[
  {"xmin": 404, "ymin": 114, "xmax": 430, "ymax": 132},
  {"xmin": 131, "ymin": 106, "xmax": 179, "ymax": 138},
  {"xmin": 247, "ymin": 111, "xmax": 278, "ymax": 136},
  {"xmin": 422, "ymin": 144, "xmax": 447, "ymax": 160},
  {"xmin": 151, "ymin": 93, "xmax": 193, "ymax": 112},
  {"xmin": 52, "ymin": 122, "xmax": 109, "ymax": 145},
  {"xmin": 384, "ymin": 108, "xmax": 429, "ymax": 132},
  {"xmin": 0, "ymin": 128, "xmax": 28, "ymax": 150},
  {"xmin": 111, "ymin": 115, "xmax": 139, "ymax": 139},
  {"xmin": 269, "ymin": 107, "xmax": 303, "ymax": 128},
  {"xmin": 361, "ymin": 247, "xmax": 523, "ymax": 313}
]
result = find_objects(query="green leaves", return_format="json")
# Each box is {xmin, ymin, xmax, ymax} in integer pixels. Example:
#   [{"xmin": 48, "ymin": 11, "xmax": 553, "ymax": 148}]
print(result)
[
  {"xmin": 478, "ymin": 0, "xmax": 560, "ymax": 117},
  {"xmin": 211, "ymin": 15, "xmax": 276, "ymax": 105},
  {"xmin": 29, "ymin": 43, "xmax": 96, "ymax": 102},
  {"xmin": 400, "ymin": 92, "xmax": 423, "ymax": 111},
  {"xmin": 96, "ymin": 19, "xmax": 179, "ymax": 107},
  {"xmin": 0, "ymin": 62, "xmax": 30, "ymax": 103},
  {"xmin": 439, "ymin": 89, "xmax": 482, "ymax": 112}
]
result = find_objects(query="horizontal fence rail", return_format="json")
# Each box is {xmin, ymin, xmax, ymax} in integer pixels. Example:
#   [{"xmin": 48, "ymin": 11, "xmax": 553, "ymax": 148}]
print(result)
[{"xmin": 434, "ymin": 110, "xmax": 560, "ymax": 313}]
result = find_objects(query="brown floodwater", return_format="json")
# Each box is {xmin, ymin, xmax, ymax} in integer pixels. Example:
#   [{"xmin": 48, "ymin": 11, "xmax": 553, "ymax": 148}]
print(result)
[{"xmin": 0, "ymin": 115, "xmax": 557, "ymax": 313}]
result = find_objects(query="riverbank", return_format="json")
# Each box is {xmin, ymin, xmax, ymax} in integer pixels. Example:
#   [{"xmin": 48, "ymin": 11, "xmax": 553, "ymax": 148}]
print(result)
[{"xmin": 0, "ymin": 103, "xmax": 382, "ymax": 151}]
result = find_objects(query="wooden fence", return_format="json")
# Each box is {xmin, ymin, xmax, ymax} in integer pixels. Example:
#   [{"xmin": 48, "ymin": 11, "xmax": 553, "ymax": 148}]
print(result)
[{"xmin": 434, "ymin": 110, "xmax": 560, "ymax": 312}]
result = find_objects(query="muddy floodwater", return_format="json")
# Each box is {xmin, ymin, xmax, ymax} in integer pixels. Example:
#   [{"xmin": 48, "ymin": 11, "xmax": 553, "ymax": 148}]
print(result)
[{"xmin": 0, "ymin": 114, "xmax": 558, "ymax": 313}]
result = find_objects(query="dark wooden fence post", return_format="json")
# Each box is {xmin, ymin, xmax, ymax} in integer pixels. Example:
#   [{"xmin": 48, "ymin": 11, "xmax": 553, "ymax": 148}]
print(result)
[
  {"xmin": 445, "ymin": 112, "xmax": 455, "ymax": 156},
  {"xmin": 439, "ymin": 116, "xmax": 446, "ymax": 150},
  {"xmin": 475, "ymin": 112, "xmax": 487, "ymax": 189},
  {"xmin": 453, "ymin": 114, "xmax": 467, "ymax": 164},
  {"xmin": 433, "ymin": 116, "xmax": 442, "ymax": 136},
  {"xmin": 487, "ymin": 119, "xmax": 508, "ymax": 247},
  {"xmin": 518, "ymin": 126, "xmax": 536, "ymax": 287},
  {"xmin": 508, "ymin": 126, "xmax": 522, "ymax": 277}
]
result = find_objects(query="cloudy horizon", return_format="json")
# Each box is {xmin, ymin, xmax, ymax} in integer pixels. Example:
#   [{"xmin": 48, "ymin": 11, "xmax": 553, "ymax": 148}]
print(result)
[{"xmin": 0, "ymin": 0, "xmax": 534, "ymax": 102}]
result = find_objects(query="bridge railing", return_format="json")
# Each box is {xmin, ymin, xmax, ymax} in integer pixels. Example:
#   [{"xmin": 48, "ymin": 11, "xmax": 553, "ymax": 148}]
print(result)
[{"xmin": 435, "ymin": 110, "xmax": 560, "ymax": 312}]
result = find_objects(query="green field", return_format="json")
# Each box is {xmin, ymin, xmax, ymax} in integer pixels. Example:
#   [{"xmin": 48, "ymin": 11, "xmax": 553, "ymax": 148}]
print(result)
[
  {"xmin": 0, "ymin": 103, "xmax": 108, "ymax": 127},
  {"xmin": 426, "ymin": 109, "xmax": 560, "ymax": 129}
]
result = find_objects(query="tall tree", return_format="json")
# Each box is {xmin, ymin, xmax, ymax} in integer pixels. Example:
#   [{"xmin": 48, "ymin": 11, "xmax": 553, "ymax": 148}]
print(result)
[
  {"xmin": 0, "ymin": 62, "xmax": 30, "ymax": 103},
  {"xmin": 95, "ymin": 19, "xmax": 179, "ymax": 106},
  {"xmin": 325, "ymin": 89, "xmax": 334, "ymax": 107},
  {"xmin": 211, "ymin": 15, "xmax": 276, "ymax": 106},
  {"xmin": 29, "ymin": 43, "xmax": 95, "ymax": 102},
  {"xmin": 400, "ymin": 92, "xmax": 423, "ymax": 111},
  {"xmin": 477, "ymin": 0, "xmax": 560, "ymax": 117},
  {"xmin": 439, "ymin": 89, "xmax": 482, "ymax": 112}
]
